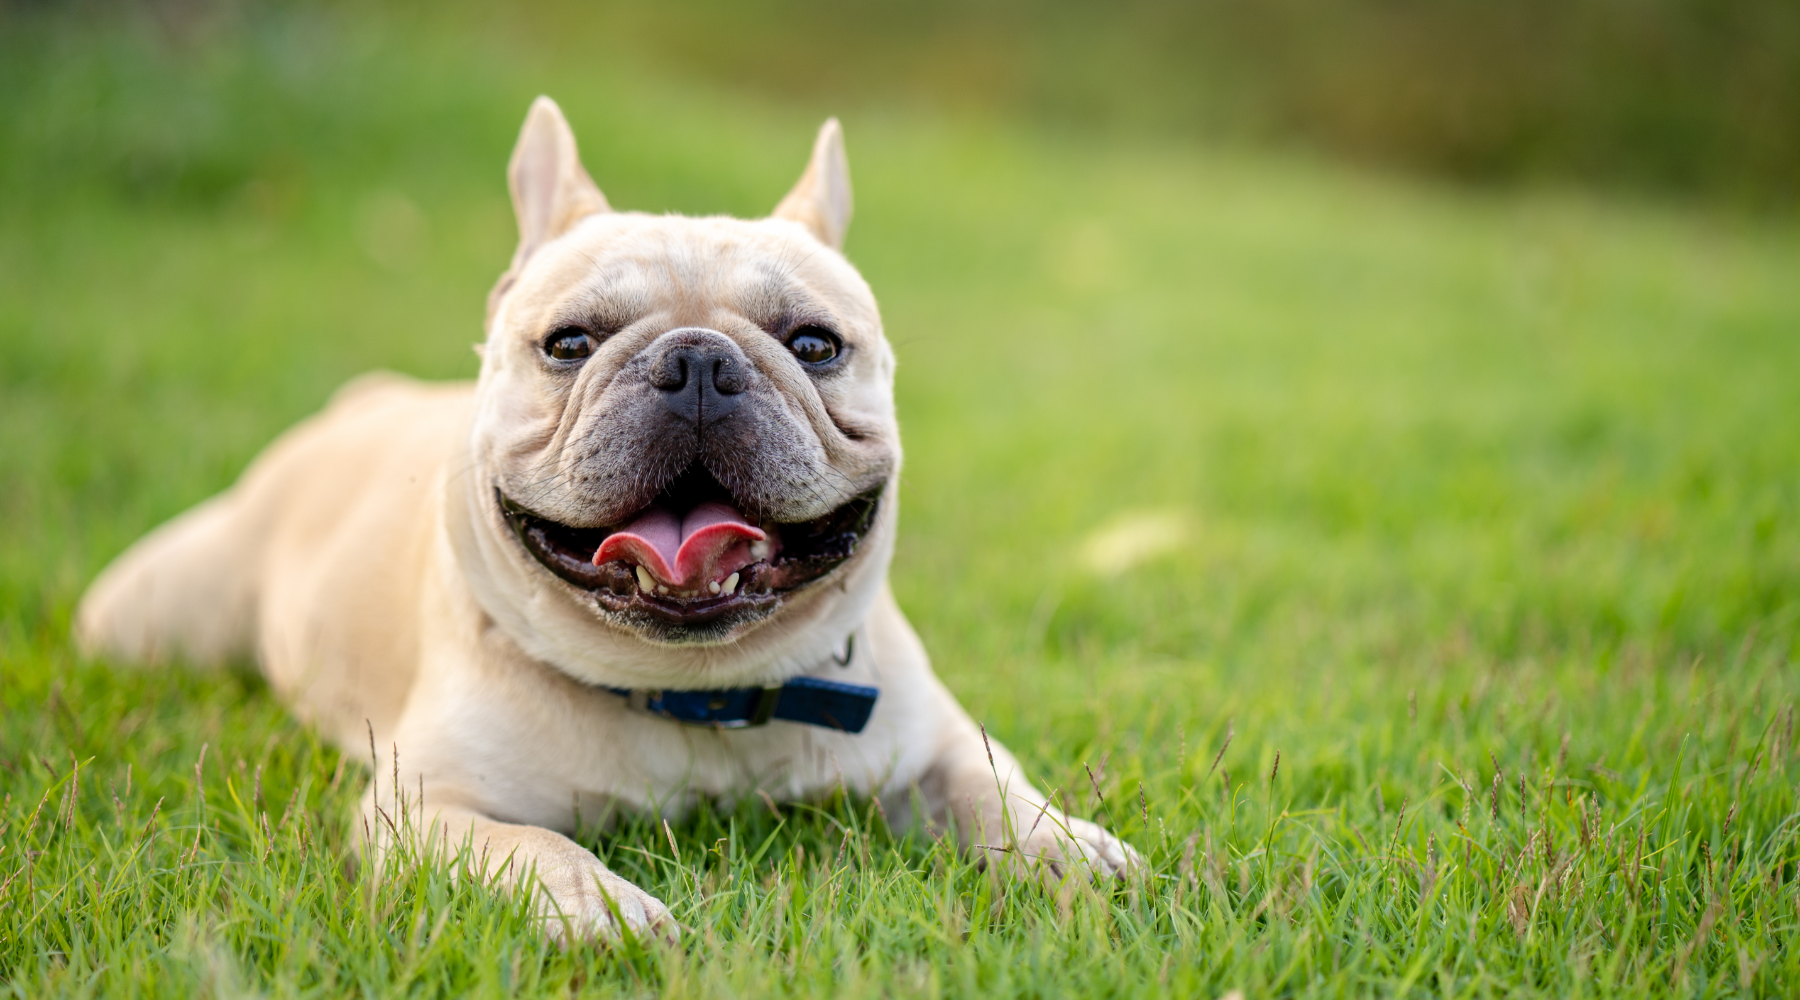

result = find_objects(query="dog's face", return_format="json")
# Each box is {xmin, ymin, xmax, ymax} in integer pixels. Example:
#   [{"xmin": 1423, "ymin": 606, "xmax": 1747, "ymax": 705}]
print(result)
[{"xmin": 453, "ymin": 99, "xmax": 899, "ymax": 683}]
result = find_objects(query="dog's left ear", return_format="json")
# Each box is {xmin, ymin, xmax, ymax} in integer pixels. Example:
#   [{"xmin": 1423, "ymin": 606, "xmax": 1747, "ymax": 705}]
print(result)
[
  {"xmin": 773, "ymin": 119, "xmax": 852, "ymax": 250},
  {"xmin": 488, "ymin": 97, "xmax": 610, "ymax": 327},
  {"xmin": 509, "ymin": 96, "xmax": 610, "ymax": 260}
]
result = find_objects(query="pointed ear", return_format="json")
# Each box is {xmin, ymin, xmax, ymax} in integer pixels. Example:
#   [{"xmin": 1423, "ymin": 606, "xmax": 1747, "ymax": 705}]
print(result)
[
  {"xmin": 508, "ymin": 96, "xmax": 609, "ymax": 263},
  {"xmin": 772, "ymin": 118, "xmax": 852, "ymax": 250},
  {"xmin": 488, "ymin": 97, "xmax": 609, "ymax": 329}
]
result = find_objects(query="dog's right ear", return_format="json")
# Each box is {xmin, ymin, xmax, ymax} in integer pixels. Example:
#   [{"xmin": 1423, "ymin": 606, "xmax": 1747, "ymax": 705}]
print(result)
[
  {"xmin": 773, "ymin": 119, "xmax": 851, "ymax": 250},
  {"xmin": 489, "ymin": 97, "xmax": 609, "ymax": 327}
]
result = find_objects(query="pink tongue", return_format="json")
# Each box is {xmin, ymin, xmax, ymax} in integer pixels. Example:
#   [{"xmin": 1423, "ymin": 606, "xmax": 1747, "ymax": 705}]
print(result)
[{"xmin": 593, "ymin": 501, "xmax": 767, "ymax": 590}]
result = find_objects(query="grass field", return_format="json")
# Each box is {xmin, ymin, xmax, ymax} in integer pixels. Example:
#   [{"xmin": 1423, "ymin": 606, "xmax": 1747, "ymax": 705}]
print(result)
[{"xmin": 4, "ymin": 7, "xmax": 1800, "ymax": 998}]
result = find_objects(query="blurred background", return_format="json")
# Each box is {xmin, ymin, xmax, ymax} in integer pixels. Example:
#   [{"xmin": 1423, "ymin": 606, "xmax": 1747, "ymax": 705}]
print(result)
[
  {"xmin": 2, "ymin": 0, "xmax": 1795, "ymax": 714},
  {"xmin": 8, "ymin": 0, "xmax": 1800, "ymax": 204},
  {"xmin": 537, "ymin": 0, "xmax": 1800, "ymax": 204}
]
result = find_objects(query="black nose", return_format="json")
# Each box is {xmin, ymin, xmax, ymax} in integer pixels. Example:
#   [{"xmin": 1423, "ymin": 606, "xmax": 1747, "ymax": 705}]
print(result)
[{"xmin": 648, "ymin": 328, "xmax": 749, "ymax": 427}]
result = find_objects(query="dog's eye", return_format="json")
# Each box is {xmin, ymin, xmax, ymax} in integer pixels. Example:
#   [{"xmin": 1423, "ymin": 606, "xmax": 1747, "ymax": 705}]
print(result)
[
  {"xmin": 786, "ymin": 327, "xmax": 840, "ymax": 365},
  {"xmin": 544, "ymin": 327, "xmax": 596, "ymax": 362}
]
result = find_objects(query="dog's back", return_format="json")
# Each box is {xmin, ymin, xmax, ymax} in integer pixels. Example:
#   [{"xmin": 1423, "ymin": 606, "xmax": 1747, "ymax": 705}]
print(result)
[{"xmin": 76, "ymin": 372, "xmax": 472, "ymax": 740}]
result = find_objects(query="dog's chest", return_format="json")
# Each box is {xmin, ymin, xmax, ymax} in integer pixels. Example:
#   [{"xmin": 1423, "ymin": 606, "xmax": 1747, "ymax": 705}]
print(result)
[{"xmin": 453, "ymin": 644, "xmax": 938, "ymax": 829}]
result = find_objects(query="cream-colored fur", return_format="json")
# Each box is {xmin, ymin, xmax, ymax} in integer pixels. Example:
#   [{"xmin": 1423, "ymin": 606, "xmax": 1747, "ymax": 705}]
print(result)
[{"xmin": 76, "ymin": 97, "xmax": 1135, "ymax": 944}]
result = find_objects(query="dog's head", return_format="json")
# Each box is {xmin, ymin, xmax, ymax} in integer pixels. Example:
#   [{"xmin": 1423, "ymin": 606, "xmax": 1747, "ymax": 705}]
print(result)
[{"xmin": 451, "ymin": 98, "xmax": 900, "ymax": 687}]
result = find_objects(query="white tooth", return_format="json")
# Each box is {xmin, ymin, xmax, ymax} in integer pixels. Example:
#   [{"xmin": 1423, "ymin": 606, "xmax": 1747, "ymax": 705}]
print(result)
[
  {"xmin": 723, "ymin": 572, "xmax": 739, "ymax": 594},
  {"xmin": 635, "ymin": 566, "xmax": 655, "ymax": 592},
  {"xmin": 657, "ymin": 585, "xmax": 668, "ymax": 595},
  {"xmin": 709, "ymin": 580, "xmax": 721, "ymax": 594},
  {"xmin": 750, "ymin": 540, "xmax": 770, "ymax": 560}
]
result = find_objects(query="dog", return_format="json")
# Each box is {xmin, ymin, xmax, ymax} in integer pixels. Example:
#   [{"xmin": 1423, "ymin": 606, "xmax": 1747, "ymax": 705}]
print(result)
[{"xmin": 75, "ymin": 96, "xmax": 1136, "ymax": 942}]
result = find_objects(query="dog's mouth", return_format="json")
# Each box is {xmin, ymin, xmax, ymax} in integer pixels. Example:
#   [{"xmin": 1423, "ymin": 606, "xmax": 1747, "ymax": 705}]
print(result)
[{"xmin": 497, "ymin": 463, "xmax": 881, "ymax": 634}]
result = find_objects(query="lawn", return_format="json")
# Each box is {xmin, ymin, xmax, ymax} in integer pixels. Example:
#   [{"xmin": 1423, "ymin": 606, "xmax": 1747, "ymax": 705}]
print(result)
[{"xmin": 3, "ymin": 6, "xmax": 1799, "ymax": 998}]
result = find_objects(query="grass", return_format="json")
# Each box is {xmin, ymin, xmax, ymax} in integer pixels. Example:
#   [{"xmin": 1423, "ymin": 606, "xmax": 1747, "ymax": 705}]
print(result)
[{"xmin": 4, "ymin": 5, "xmax": 1800, "ymax": 997}]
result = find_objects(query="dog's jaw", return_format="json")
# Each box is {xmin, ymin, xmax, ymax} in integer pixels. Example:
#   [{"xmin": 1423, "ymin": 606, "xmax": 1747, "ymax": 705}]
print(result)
[
  {"xmin": 447, "ymin": 448, "xmax": 899, "ymax": 691},
  {"xmin": 494, "ymin": 480, "xmax": 885, "ymax": 644}
]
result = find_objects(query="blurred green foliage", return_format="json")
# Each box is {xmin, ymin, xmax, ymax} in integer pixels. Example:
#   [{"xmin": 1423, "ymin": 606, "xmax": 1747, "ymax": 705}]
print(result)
[
  {"xmin": 9, "ymin": 0, "xmax": 1800, "ymax": 205},
  {"xmin": 483, "ymin": 0, "xmax": 1799, "ymax": 203}
]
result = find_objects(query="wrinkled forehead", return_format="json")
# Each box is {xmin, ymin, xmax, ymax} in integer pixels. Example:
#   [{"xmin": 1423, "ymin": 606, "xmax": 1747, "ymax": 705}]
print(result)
[{"xmin": 502, "ymin": 214, "xmax": 873, "ymax": 337}]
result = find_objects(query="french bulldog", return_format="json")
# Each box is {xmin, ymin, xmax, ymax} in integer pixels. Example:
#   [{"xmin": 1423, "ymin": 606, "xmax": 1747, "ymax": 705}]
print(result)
[{"xmin": 76, "ymin": 96, "xmax": 1137, "ymax": 942}]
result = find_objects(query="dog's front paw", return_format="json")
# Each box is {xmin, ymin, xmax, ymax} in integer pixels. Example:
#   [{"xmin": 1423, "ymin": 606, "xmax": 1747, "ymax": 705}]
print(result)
[
  {"xmin": 1011, "ymin": 812, "xmax": 1142, "ymax": 880},
  {"xmin": 534, "ymin": 858, "xmax": 677, "ymax": 946}
]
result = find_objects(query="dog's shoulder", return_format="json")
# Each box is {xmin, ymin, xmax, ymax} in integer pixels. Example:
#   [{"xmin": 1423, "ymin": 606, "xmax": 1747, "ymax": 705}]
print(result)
[
  {"xmin": 235, "ymin": 371, "xmax": 475, "ymax": 502},
  {"xmin": 294, "ymin": 370, "xmax": 476, "ymax": 459},
  {"xmin": 324, "ymin": 369, "xmax": 471, "ymax": 416}
]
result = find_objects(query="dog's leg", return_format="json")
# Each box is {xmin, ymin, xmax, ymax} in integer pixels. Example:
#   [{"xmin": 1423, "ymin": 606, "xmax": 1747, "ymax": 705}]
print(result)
[
  {"xmin": 361, "ymin": 790, "xmax": 677, "ymax": 946},
  {"xmin": 75, "ymin": 492, "xmax": 261, "ymax": 668},
  {"xmin": 914, "ymin": 684, "xmax": 1140, "ymax": 880}
]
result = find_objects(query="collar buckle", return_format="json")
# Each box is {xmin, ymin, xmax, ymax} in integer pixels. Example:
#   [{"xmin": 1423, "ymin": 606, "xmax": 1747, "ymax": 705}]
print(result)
[
  {"xmin": 624, "ymin": 685, "xmax": 784, "ymax": 729},
  {"xmin": 747, "ymin": 684, "xmax": 782, "ymax": 727}
]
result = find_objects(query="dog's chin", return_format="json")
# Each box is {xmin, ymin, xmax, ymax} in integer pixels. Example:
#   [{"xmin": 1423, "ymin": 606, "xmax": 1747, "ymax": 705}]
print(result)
[{"xmin": 497, "ymin": 465, "xmax": 882, "ymax": 645}]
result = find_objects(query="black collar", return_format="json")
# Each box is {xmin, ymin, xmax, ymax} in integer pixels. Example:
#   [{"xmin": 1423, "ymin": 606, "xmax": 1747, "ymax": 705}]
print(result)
[{"xmin": 602, "ymin": 634, "xmax": 877, "ymax": 733}]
